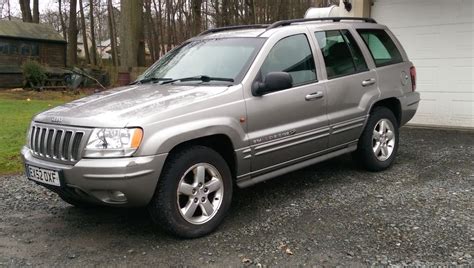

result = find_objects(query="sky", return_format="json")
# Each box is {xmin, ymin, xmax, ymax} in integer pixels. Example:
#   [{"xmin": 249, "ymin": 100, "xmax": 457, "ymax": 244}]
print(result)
[
  {"xmin": 6, "ymin": 0, "xmax": 120, "ymax": 17},
  {"xmin": 9, "ymin": 0, "xmax": 57, "ymax": 14}
]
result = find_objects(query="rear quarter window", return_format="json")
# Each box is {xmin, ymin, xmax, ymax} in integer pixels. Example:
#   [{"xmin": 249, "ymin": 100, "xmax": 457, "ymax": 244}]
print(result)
[{"xmin": 357, "ymin": 29, "xmax": 403, "ymax": 67}]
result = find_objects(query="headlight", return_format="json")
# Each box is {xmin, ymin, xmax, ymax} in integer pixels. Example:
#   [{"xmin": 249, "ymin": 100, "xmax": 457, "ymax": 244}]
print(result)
[
  {"xmin": 84, "ymin": 128, "xmax": 143, "ymax": 158},
  {"xmin": 26, "ymin": 122, "xmax": 33, "ymax": 148}
]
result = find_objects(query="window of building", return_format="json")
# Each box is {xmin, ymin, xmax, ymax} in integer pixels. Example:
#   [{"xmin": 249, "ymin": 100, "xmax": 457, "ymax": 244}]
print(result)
[{"xmin": 0, "ymin": 40, "xmax": 40, "ymax": 57}]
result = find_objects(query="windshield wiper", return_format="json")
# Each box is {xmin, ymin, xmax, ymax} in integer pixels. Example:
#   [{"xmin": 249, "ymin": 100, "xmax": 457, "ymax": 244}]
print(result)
[
  {"xmin": 131, "ymin": 77, "xmax": 172, "ymax": 85},
  {"xmin": 160, "ymin": 75, "xmax": 234, "ymax": 85}
]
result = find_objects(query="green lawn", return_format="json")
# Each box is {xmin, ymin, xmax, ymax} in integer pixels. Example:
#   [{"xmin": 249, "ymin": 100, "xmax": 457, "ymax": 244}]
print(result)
[{"xmin": 0, "ymin": 91, "xmax": 85, "ymax": 175}]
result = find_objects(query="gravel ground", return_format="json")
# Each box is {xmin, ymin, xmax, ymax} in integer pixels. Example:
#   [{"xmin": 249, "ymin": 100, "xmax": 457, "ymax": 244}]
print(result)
[{"xmin": 0, "ymin": 127, "xmax": 473, "ymax": 266}]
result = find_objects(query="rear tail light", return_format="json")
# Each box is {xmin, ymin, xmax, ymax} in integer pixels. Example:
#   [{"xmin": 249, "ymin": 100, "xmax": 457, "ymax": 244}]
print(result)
[{"xmin": 410, "ymin": 66, "xmax": 417, "ymax": 91}]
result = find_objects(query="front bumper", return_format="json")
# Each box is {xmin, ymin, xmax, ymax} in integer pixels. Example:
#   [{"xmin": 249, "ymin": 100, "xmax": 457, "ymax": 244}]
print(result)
[{"xmin": 21, "ymin": 146, "xmax": 168, "ymax": 207}]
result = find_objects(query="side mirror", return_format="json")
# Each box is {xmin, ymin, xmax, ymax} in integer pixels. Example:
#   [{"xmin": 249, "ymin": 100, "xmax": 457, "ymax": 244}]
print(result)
[{"xmin": 252, "ymin": 72, "xmax": 293, "ymax": 96}]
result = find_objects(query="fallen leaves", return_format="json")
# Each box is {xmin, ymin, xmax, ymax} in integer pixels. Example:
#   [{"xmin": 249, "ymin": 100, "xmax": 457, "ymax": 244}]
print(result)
[
  {"xmin": 278, "ymin": 242, "xmax": 294, "ymax": 256},
  {"xmin": 241, "ymin": 258, "xmax": 252, "ymax": 265}
]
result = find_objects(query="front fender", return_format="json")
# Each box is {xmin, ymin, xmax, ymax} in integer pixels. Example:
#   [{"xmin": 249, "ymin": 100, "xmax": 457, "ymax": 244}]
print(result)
[{"xmin": 137, "ymin": 117, "xmax": 247, "ymax": 156}]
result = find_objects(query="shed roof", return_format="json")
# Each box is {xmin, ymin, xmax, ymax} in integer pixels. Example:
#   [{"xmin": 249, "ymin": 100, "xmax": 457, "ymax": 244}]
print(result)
[{"xmin": 0, "ymin": 21, "xmax": 66, "ymax": 43}]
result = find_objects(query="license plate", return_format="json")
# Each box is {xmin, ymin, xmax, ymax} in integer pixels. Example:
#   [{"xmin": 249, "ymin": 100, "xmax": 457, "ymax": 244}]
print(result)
[{"xmin": 26, "ymin": 165, "xmax": 61, "ymax": 187}]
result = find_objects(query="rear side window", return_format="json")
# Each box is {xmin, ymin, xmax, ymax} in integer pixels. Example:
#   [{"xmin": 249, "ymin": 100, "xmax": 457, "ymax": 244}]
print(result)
[
  {"xmin": 341, "ymin": 30, "xmax": 368, "ymax": 72},
  {"xmin": 357, "ymin": 29, "xmax": 403, "ymax": 67},
  {"xmin": 260, "ymin": 34, "xmax": 317, "ymax": 86},
  {"xmin": 315, "ymin": 30, "xmax": 368, "ymax": 79}
]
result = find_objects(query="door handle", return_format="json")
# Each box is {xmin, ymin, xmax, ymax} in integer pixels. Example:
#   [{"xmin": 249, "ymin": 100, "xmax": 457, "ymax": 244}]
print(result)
[
  {"xmin": 362, "ymin": 78, "xmax": 376, "ymax": 87},
  {"xmin": 305, "ymin": 91, "xmax": 324, "ymax": 101}
]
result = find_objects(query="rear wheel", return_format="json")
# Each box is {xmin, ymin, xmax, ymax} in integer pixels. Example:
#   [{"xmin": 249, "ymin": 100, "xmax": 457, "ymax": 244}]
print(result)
[
  {"xmin": 353, "ymin": 106, "xmax": 399, "ymax": 171},
  {"xmin": 148, "ymin": 146, "xmax": 233, "ymax": 238}
]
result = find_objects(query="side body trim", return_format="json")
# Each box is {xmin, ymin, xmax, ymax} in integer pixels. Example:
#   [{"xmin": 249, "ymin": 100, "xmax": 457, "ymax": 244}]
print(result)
[{"xmin": 237, "ymin": 141, "xmax": 357, "ymax": 188}]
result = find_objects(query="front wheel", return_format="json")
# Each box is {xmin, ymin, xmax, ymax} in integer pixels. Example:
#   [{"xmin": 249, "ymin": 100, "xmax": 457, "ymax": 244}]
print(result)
[
  {"xmin": 148, "ymin": 146, "xmax": 233, "ymax": 238},
  {"xmin": 353, "ymin": 106, "xmax": 399, "ymax": 171}
]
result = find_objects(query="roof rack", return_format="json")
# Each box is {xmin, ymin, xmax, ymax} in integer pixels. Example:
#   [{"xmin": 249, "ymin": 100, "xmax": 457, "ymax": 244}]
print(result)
[
  {"xmin": 198, "ymin": 24, "xmax": 269, "ymax": 36},
  {"xmin": 266, "ymin": 17, "xmax": 377, "ymax": 30},
  {"xmin": 198, "ymin": 17, "xmax": 376, "ymax": 36}
]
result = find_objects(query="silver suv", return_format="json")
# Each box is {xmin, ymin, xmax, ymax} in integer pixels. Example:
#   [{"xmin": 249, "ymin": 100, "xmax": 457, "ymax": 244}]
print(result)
[{"xmin": 21, "ymin": 17, "xmax": 420, "ymax": 238}]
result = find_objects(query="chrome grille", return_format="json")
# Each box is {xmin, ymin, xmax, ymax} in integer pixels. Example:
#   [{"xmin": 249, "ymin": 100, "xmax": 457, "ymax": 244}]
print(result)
[{"xmin": 29, "ymin": 123, "xmax": 90, "ymax": 163}]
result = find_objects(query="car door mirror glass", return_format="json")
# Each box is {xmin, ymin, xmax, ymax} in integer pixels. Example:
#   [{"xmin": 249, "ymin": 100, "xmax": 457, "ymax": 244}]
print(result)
[{"xmin": 252, "ymin": 72, "xmax": 293, "ymax": 96}]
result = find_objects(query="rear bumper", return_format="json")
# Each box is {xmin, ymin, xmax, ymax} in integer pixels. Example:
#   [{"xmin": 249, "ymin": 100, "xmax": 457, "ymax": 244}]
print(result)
[
  {"xmin": 21, "ymin": 146, "xmax": 168, "ymax": 207},
  {"xmin": 398, "ymin": 92, "xmax": 420, "ymax": 126}
]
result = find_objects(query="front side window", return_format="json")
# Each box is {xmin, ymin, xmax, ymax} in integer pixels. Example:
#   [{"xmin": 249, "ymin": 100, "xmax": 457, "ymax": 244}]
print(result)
[
  {"xmin": 357, "ymin": 29, "xmax": 403, "ymax": 67},
  {"xmin": 315, "ymin": 30, "xmax": 369, "ymax": 79},
  {"xmin": 140, "ymin": 38, "xmax": 265, "ymax": 84},
  {"xmin": 260, "ymin": 34, "xmax": 317, "ymax": 86}
]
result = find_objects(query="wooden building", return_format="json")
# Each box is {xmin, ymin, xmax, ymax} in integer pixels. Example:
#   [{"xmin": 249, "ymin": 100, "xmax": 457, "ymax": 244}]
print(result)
[{"xmin": 0, "ymin": 21, "xmax": 66, "ymax": 88}]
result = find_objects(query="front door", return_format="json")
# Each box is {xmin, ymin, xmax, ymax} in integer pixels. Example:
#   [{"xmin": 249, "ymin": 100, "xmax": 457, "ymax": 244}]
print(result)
[{"xmin": 245, "ymin": 33, "xmax": 329, "ymax": 175}]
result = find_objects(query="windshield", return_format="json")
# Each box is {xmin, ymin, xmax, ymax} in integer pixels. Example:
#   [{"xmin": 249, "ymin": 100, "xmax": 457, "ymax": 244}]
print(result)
[{"xmin": 139, "ymin": 38, "xmax": 265, "ymax": 84}]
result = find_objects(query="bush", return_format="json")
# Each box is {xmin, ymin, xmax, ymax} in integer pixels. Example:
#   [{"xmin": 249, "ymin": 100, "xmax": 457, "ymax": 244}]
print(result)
[{"xmin": 22, "ymin": 60, "xmax": 47, "ymax": 88}]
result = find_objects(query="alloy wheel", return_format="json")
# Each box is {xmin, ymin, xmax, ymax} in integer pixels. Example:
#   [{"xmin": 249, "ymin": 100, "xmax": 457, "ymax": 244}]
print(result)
[
  {"xmin": 177, "ymin": 163, "xmax": 224, "ymax": 225},
  {"xmin": 372, "ymin": 119, "xmax": 396, "ymax": 161}
]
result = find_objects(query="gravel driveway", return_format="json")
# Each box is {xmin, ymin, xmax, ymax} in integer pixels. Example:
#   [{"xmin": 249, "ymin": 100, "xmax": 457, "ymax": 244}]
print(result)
[{"xmin": 0, "ymin": 127, "xmax": 473, "ymax": 266}]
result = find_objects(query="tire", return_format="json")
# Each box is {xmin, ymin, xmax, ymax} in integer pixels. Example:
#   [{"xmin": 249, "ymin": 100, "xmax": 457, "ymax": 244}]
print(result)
[
  {"xmin": 353, "ymin": 106, "xmax": 399, "ymax": 172},
  {"xmin": 148, "ymin": 145, "xmax": 233, "ymax": 238}
]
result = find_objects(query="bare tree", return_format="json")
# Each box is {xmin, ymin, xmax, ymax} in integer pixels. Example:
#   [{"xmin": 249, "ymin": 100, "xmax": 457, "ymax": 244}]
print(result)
[
  {"xmin": 79, "ymin": 0, "xmax": 91, "ymax": 64},
  {"xmin": 120, "ymin": 0, "xmax": 145, "ymax": 68},
  {"xmin": 144, "ymin": 0, "xmax": 157, "ymax": 61},
  {"xmin": 191, "ymin": 0, "xmax": 202, "ymax": 35},
  {"xmin": 7, "ymin": 0, "xmax": 11, "ymax": 20},
  {"xmin": 32, "ymin": 0, "xmax": 39, "ymax": 22},
  {"xmin": 0, "ymin": 0, "xmax": 12, "ymax": 20},
  {"xmin": 48, "ymin": 0, "xmax": 321, "ymax": 69},
  {"xmin": 67, "ymin": 0, "xmax": 78, "ymax": 66},
  {"xmin": 107, "ymin": 0, "xmax": 118, "ymax": 66},
  {"xmin": 89, "ymin": 0, "xmax": 98, "ymax": 65},
  {"xmin": 19, "ymin": 0, "xmax": 32, "ymax": 22},
  {"xmin": 58, "ymin": 0, "xmax": 67, "ymax": 40}
]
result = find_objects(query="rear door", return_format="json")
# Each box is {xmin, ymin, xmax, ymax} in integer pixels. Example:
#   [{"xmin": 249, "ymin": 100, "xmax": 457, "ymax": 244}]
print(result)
[{"xmin": 311, "ymin": 27, "xmax": 379, "ymax": 147}]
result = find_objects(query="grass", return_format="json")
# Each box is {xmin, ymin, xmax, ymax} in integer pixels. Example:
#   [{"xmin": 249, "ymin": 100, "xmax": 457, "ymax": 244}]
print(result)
[{"xmin": 0, "ymin": 90, "xmax": 86, "ymax": 175}]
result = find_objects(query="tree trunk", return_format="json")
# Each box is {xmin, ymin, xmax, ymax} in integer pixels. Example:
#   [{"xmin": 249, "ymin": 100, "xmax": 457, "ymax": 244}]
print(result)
[
  {"xmin": 58, "ymin": 0, "xmax": 67, "ymax": 40},
  {"xmin": 32, "ymin": 0, "xmax": 39, "ymax": 23},
  {"xmin": 155, "ymin": 0, "xmax": 166, "ymax": 56},
  {"xmin": 245, "ymin": 0, "xmax": 255, "ymax": 24},
  {"xmin": 221, "ymin": 0, "xmax": 230, "ymax": 25},
  {"xmin": 191, "ymin": 0, "xmax": 202, "ymax": 36},
  {"xmin": 7, "ymin": 0, "xmax": 12, "ymax": 20},
  {"xmin": 165, "ymin": 0, "xmax": 172, "ymax": 51},
  {"xmin": 19, "ymin": 0, "xmax": 32, "ymax": 22},
  {"xmin": 67, "ymin": 0, "xmax": 78, "ymax": 66},
  {"xmin": 79, "ymin": 0, "xmax": 90, "ymax": 64},
  {"xmin": 107, "ymin": 0, "xmax": 118, "ymax": 66},
  {"xmin": 120, "ymin": 0, "xmax": 145, "ymax": 68},
  {"xmin": 89, "ymin": 0, "xmax": 98, "ymax": 65}
]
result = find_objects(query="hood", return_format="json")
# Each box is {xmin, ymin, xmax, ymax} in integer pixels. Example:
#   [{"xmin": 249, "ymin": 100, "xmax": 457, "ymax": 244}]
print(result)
[{"xmin": 34, "ymin": 84, "xmax": 229, "ymax": 127}]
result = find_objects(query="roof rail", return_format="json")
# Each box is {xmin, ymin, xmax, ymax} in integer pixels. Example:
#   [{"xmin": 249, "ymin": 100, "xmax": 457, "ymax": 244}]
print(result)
[
  {"xmin": 198, "ymin": 17, "xmax": 376, "ymax": 37},
  {"xmin": 198, "ymin": 24, "xmax": 269, "ymax": 36},
  {"xmin": 266, "ymin": 17, "xmax": 377, "ymax": 30}
]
